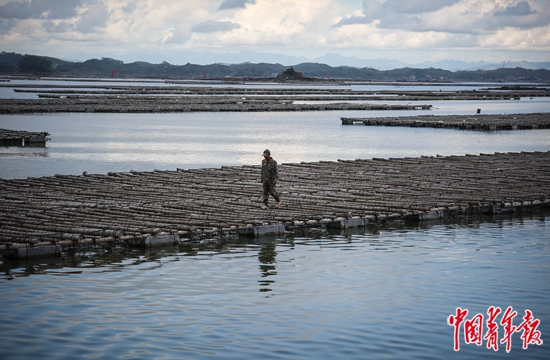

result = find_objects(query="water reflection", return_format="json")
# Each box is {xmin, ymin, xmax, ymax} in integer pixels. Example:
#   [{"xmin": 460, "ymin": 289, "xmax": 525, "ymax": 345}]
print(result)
[
  {"xmin": 0, "ymin": 143, "xmax": 49, "ymax": 160},
  {"xmin": 0, "ymin": 151, "xmax": 49, "ymax": 158},
  {"xmin": 0, "ymin": 142, "xmax": 48, "ymax": 148},
  {"xmin": 257, "ymin": 238, "xmax": 278, "ymax": 293}
]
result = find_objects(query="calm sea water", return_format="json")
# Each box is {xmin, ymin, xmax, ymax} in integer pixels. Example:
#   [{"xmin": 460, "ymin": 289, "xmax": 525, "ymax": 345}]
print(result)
[
  {"xmin": 1, "ymin": 97, "xmax": 550, "ymax": 179},
  {"xmin": 1, "ymin": 82, "xmax": 549, "ymax": 359},
  {"xmin": 1, "ymin": 213, "xmax": 549, "ymax": 359}
]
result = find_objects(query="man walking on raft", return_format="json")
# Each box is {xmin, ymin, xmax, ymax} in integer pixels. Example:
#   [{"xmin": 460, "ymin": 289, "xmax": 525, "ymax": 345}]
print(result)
[{"xmin": 260, "ymin": 149, "xmax": 282, "ymax": 209}]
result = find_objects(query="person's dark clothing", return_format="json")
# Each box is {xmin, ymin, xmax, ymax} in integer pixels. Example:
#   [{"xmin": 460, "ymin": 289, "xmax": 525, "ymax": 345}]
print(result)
[{"xmin": 261, "ymin": 158, "xmax": 280, "ymax": 204}]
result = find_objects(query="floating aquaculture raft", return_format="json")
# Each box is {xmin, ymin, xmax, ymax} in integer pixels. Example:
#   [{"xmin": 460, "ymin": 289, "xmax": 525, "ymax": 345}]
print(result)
[
  {"xmin": 3, "ymin": 82, "xmax": 548, "ymax": 114},
  {"xmin": 1, "ymin": 151, "xmax": 549, "ymax": 258},
  {"xmin": 0, "ymin": 96, "xmax": 431, "ymax": 113},
  {"xmin": 341, "ymin": 113, "xmax": 550, "ymax": 130},
  {"xmin": 0, "ymin": 129, "xmax": 50, "ymax": 146}
]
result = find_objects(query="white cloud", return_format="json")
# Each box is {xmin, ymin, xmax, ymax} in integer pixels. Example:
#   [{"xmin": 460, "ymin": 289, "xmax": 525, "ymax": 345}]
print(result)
[
  {"xmin": 43, "ymin": 20, "xmax": 74, "ymax": 33},
  {"xmin": 475, "ymin": 1, "xmax": 550, "ymax": 31},
  {"xmin": 337, "ymin": 0, "xmax": 550, "ymax": 34},
  {"xmin": 208, "ymin": 0, "xmax": 343, "ymax": 47},
  {"xmin": 0, "ymin": 0, "xmax": 548, "ymax": 64},
  {"xmin": 75, "ymin": 0, "xmax": 110, "ymax": 34}
]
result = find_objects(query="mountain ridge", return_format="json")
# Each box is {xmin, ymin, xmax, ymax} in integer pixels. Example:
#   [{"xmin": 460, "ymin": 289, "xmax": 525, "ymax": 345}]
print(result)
[
  {"xmin": 43, "ymin": 50, "xmax": 550, "ymax": 72},
  {"xmin": 1, "ymin": 51, "xmax": 549, "ymax": 82}
]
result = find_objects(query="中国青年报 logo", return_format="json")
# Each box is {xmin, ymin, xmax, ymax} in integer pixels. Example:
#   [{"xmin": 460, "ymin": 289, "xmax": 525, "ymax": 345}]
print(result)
[{"xmin": 448, "ymin": 306, "xmax": 542, "ymax": 352}]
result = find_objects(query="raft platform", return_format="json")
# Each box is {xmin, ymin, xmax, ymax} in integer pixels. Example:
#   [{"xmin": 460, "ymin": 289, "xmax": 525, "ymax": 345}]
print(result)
[
  {"xmin": 341, "ymin": 113, "xmax": 550, "ymax": 130},
  {"xmin": 1, "ymin": 151, "xmax": 549, "ymax": 259},
  {"xmin": 5, "ymin": 83, "xmax": 549, "ymax": 99},
  {"xmin": 2, "ymin": 82, "xmax": 547, "ymax": 114},
  {"xmin": 0, "ymin": 97, "xmax": 432, "ymax": 113},
  {"xmin": 0, "ymin": 129, "xmax": 50, "ymax": 146}
]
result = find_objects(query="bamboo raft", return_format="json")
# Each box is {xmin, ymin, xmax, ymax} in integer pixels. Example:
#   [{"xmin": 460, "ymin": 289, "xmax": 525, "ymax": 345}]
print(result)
[
  {"xmin": 1, "ymin": 151, "xmax": 549, "ymax": 259},
  {"xmin": 5, "ymin": 83, "xmax": 549, "ymax": 99},
  {"xmin": 342, "ymin": 113, "xmax": 550, "ymax": 130},
  {"xmin": 0, "ymin": 97, "xmax": 431, "ymax": 113},
  {"xmin": 0, "ymin": 129, "xmax": 50, "ymax": 146},
  {"xmin": 2, "ymin": 83, "xmax": 548, "ymax": 114}
]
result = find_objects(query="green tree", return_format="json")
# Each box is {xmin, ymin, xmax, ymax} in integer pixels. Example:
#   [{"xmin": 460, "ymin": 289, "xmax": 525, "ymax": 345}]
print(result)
[
  {"xmin": 0, "ymin": 62, "xmax": 15, "ymax": 73},
  {"xmin": 18, "ymin": 55, "xmax": 52, "ymax": 73},
  {"xmin": 282, "ymin": 67, "xmax": 297, "ymax": 78}
]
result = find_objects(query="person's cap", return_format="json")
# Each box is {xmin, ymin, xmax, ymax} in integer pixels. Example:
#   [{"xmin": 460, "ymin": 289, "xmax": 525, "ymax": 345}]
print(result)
[{"xmin": 262, "ymin": 149, "xmax": 271, "ymax": 156}]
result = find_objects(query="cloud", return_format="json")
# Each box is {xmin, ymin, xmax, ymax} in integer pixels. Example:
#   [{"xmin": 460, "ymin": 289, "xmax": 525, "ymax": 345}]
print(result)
[
  {"xmin": 191, "ymin": 19, "xmax": 240, "ymax": 33},
  {"xmin": 0, "ymin": 0, "xmax": 548, "ymax": 66},
  {"xmin": 0, "ymin": 18, "xmax": 17, "ymax": 34},
  {"xmin": 336, "ymin": 0, "xmax": 459, "ymax": 26},
  {"xmin": 382, "ymin": 0, "xmax": 460, "ymax": 14},
  {"xmin": 218, "ymin": 0, "xmax": 256, "ymax": 11},
  {"xmin": 335, "ymin": 0, "xmax": 381, "ymax": 25},
  {"xmin": 476, "ymin": 1, "xmax": 550, "ymax": 31},
  {"xmin": 0, "ymin": 0, "xmax": 109, "ymax": 34},
  {"xmin": 495, "ymin": 1, "xmax": 537, "ymax": 17},
  {"xmin": 75, "ymin": 0, "xmax": 110, "ymax": 34},
  {"xmin": 122, "ymin": 1, "xmax": 138, "ymax": 14},
  {"xmin": 0, "ymin": 0, "xmax": 81, "ymax": 19},
  {"xmin": 43, "ymin": 20, "xmax": 74, "ymax": 33},
  {"xmin": 335, "ymin": 0, "xmax": 550, "ymax": 34}
]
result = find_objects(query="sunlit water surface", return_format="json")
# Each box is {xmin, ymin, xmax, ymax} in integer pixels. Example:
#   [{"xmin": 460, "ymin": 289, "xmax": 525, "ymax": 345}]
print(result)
[
  {"xmin": 1, "ymin": 103, "xmax": 549, "ymax": 179},
  {"xmin": 1, "ymin": 214, "xmax": 549, "ymax": 360}
]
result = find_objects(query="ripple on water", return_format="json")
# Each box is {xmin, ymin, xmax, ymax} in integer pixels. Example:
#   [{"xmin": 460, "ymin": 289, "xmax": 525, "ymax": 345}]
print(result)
[{"xmin": 0, "ymin": 215, "xmax": 549, "ymax": 359}]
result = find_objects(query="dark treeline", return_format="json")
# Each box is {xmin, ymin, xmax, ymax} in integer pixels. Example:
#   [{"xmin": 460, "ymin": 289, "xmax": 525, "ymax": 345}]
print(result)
[{"xmin": 1, "ymin": 52, "xmax": 549, "ymax": 82}]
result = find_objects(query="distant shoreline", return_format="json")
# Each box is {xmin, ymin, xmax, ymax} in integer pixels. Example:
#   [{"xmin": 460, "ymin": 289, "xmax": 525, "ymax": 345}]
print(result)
[{"xmin": 1, "ymin": 75, "xmax": 550, "ymax": 85}]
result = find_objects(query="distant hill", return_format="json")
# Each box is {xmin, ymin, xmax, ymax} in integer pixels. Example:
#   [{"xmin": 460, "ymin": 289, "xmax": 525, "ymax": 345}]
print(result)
[
  {"xmin": 311, "ymin": 55, "xmax": 550, "ymax": 72},
  {"xmin": 474, "ymin": 61, "xmax": 550, "ymax": 71},
  {"xmin": 1, "ymin": 51, "xmax": 549, "ymax": 82},
  {"xmin": 63, "ymin": 50, "xmax": 548, "ymax": 71}
]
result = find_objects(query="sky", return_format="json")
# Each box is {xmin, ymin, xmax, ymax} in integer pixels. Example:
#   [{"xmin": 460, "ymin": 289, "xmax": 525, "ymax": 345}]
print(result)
[{"xmin": 0, "ymin": 0, "xmax": 549, "ymax": 66}]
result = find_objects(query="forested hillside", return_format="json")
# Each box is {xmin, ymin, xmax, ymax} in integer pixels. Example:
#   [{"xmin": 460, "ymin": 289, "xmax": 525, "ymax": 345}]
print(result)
[{"xmin": 1, "ymin": 52, "xmax": 549, "ymax": 82}]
